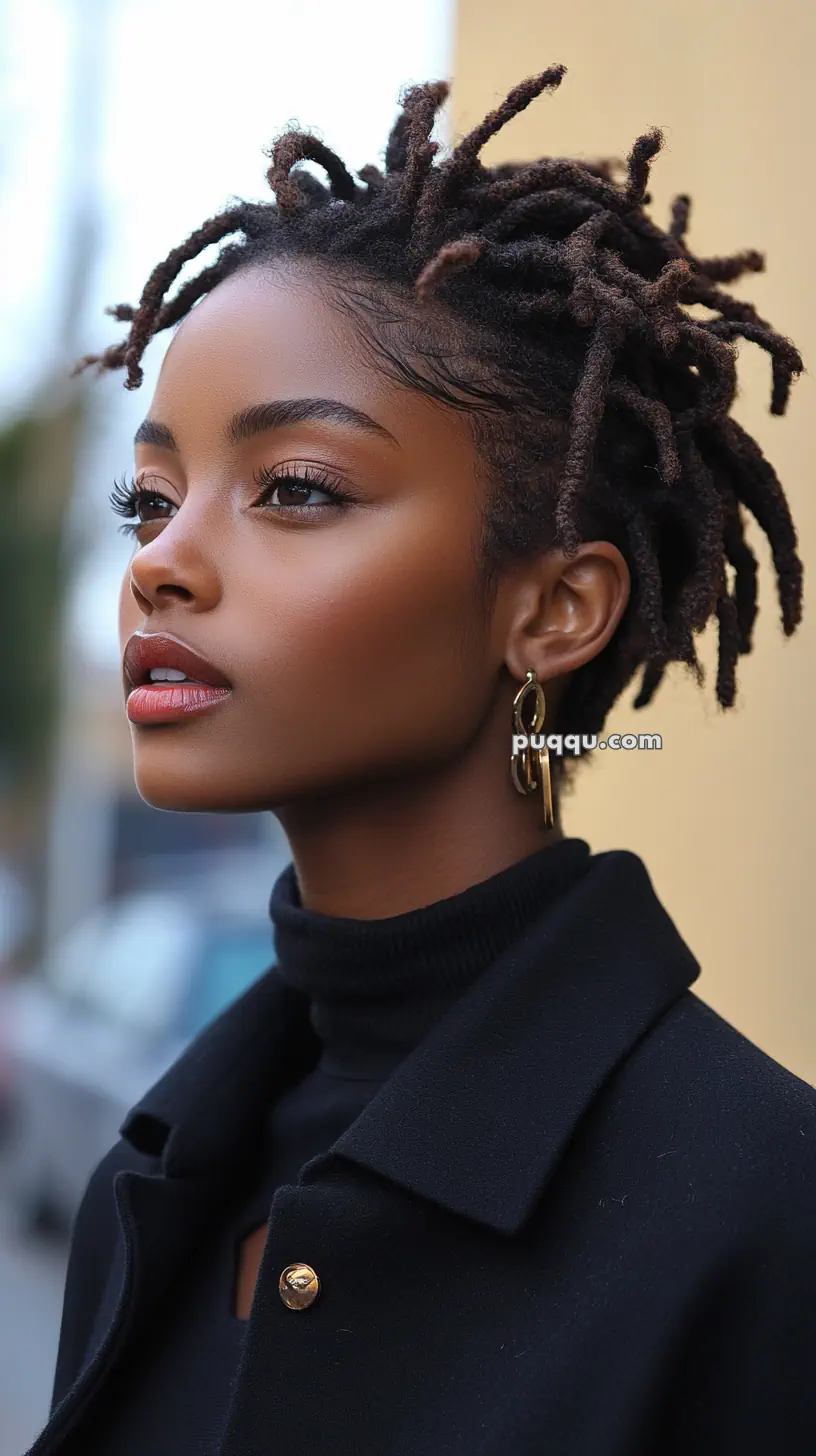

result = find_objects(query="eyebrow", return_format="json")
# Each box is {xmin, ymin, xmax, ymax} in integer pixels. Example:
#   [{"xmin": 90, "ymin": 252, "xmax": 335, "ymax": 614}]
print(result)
[{"xmin": 133, "ymin": 397, "xmax": 399, "ymax": 451}]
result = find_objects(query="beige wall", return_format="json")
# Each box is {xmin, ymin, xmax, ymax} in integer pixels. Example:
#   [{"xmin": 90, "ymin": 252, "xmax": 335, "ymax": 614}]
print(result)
[{"xmin": 451, "ymin": 0, "xmax": 815, "ymax": 1082}]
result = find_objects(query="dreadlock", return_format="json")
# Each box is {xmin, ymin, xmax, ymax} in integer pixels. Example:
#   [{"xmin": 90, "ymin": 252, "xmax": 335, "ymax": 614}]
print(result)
[{"xmin": 75, "ymin": 65, "xmax": 804, "ymax": 782}]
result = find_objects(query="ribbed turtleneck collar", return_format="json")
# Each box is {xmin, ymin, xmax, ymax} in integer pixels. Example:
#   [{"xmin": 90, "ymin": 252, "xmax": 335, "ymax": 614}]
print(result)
[{"xmin": 268, "ymin": 836, "xmax": 592, "ymax": 1081}]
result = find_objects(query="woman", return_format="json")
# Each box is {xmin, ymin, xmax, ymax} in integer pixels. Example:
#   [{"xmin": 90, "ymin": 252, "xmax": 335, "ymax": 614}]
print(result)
[{"xmin": 29, "ymin": 64, "xmax": 815, "ymax": 1456}]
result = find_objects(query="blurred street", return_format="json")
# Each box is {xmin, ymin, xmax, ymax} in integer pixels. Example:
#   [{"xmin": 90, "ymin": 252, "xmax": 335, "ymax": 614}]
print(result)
[{"xmin": 0, "ymin": 1184, "xmax": 67, "ymax": 1456}]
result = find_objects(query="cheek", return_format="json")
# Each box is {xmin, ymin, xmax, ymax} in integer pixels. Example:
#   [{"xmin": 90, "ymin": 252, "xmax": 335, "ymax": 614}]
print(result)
[{"xmin": 237, "ymin": 511, "xmax": 487, "ymax": 764}]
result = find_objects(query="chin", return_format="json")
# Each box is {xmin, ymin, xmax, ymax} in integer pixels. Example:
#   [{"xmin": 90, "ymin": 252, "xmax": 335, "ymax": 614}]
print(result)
[
  {"xmin": 130, "ymin": 738, "xmax": 311, "ymax": 813},
  {"xmin": 132, "ymin": 779, "xmax": 241, "ymax": 814},
  {"xmin": 130, "ymin": 756, "xmax": 267, "ymax": 815}
]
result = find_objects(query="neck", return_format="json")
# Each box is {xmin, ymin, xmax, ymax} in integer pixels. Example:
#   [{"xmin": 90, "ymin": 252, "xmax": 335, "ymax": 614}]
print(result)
[
  {"xmin": 274, "ymin": 724, "xmax": 564, "ymax": 918},
  {"xmin": 268, "ymin": 834, "xmax": 591, "ymax": 1078}
]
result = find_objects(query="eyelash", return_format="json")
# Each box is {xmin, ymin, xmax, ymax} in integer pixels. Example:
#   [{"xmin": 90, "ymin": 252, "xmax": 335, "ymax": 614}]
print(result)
[{"xmin": 107, "ymin": 463, "xmax": 352, "ymax": 536}]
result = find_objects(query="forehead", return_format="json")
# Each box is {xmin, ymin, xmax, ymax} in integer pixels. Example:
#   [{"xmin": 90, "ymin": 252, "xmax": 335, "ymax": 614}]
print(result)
[{"xmin": 148, "ymin": 262, "xmax": 477, "ymax": 462}]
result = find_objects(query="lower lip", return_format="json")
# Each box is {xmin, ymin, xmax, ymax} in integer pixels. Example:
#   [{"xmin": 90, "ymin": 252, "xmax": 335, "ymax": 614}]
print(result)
[{"xmin": 126, "ymin": 682, "xmax": 232, "ymax": 724}]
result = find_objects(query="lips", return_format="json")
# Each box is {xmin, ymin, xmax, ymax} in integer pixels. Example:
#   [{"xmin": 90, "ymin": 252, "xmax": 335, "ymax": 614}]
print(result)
[{"xmin": 123, "ymin": 632, "xmax": 232, "ymax": 692}]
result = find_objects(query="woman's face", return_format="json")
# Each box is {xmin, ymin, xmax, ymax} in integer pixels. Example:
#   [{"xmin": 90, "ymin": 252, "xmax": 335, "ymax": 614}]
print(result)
[{"xmin": 118, "ymin": 262, "xmax": 512, "ymax": 815}]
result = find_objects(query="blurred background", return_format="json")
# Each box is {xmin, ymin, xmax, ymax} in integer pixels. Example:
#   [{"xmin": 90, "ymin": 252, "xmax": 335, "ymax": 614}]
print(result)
[
  {"xmin": 0, "ymin": 0, "xmax": 813, "ymax": 1449},
  {"xmin": 0, "ymin": 0, "xmax": 453, "ymax": 1446}
]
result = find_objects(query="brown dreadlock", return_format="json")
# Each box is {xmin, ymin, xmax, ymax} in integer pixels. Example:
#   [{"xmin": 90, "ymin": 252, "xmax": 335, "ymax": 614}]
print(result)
[{"xmin": 76, "ymin": 65, "xmax": 805, "ymax": 778}]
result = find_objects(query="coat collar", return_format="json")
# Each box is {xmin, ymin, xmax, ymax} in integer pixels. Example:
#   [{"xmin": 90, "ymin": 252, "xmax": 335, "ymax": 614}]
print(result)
[{"xmin": 120, "ymin": 848, "xmax": 700, "ymax": 1236}]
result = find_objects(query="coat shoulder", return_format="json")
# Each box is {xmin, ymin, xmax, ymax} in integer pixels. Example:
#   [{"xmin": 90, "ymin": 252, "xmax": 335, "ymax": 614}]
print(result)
[
  {"xmin": 620, "ymin": 988, "xmax": 816, "ymax": 1215},
  {"xmin": 665, "ymin": 990, "xmax": 816, "ymax": 1124}
]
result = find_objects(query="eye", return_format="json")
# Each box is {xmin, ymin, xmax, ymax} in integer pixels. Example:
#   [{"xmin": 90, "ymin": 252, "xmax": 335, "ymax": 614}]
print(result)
[
  {"xmin": 108, "ymin": 473, "xmax": 176, "ymax": 536},
  {"xmin": 251, "ymin": 463, "xmax": 352, "ymax": 512}
]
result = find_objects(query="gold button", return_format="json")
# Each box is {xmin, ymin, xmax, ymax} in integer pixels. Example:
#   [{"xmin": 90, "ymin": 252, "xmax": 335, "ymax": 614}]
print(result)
[{"xmin": 279, "ymin": 1263, "xmax": 320, "ymax": 1310}]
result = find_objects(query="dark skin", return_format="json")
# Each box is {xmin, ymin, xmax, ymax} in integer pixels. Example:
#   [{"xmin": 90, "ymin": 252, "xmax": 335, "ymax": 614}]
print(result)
[{"xmin": 117, "ymin": 260, "xmax": 630, "ymax": 1315}]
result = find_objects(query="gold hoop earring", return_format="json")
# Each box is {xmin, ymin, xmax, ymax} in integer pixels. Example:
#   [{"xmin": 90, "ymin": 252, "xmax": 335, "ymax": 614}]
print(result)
[{"xmin": 510, "ymin": 669, "xmax": 554, "ymax": 829}]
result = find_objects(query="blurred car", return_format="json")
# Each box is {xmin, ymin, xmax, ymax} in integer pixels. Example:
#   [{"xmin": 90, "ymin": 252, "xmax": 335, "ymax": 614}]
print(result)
[{"xmin": 1, "ymin": 887, "xmax": 277, "ymax": 1233}]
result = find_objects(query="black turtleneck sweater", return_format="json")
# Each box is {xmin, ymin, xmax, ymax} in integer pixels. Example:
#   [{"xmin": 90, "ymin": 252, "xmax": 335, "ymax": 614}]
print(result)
[{"xmin": 87, "ymin": 836, "xmax": 592, "ymax": 1456}]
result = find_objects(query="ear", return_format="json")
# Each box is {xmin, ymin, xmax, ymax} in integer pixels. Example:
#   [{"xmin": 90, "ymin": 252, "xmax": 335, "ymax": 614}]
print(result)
[{"xmin": 502, "ymin": 541, "xmax": 631, "ymax": 685}]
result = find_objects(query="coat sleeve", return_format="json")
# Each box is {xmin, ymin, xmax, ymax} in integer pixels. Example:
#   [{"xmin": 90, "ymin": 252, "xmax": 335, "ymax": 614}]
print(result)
[{"xmin": 49, "ymin": 1139, "xmax": 155, "ymax": 1413}]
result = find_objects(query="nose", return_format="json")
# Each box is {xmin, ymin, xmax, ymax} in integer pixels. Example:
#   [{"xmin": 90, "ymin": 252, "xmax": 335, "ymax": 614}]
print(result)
[{"xmin": 126, "ymin": 513, "xmax": 222, "ymax": 616}]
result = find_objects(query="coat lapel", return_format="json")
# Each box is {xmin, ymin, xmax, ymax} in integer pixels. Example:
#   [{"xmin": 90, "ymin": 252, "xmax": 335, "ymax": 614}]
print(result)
[
  {"xmin": 26, "ymin": 969, "xmax": 321, "ymax": 1454},
  {"xmin": 27, "ymin": 1173, "xmax": 219, "ymax": 1454}
]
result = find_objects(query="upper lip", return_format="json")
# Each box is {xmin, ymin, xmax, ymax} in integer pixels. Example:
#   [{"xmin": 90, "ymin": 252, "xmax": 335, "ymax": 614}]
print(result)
[{"xmin": 123, "ymin": 632, "xmax": 232, "ymax": 691}]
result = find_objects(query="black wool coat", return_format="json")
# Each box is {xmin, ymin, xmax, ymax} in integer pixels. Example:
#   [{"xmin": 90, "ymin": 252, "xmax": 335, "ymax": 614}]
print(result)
[{"xmin": 27, "ymin": 849, "xmax": 816, "ymax": 1455}]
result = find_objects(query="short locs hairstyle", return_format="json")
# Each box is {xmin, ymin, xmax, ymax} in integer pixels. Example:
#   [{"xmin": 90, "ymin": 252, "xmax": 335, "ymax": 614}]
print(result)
[{"xmin": 77, "ymin": 65, "xmax": 804, "ymax": 777}]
